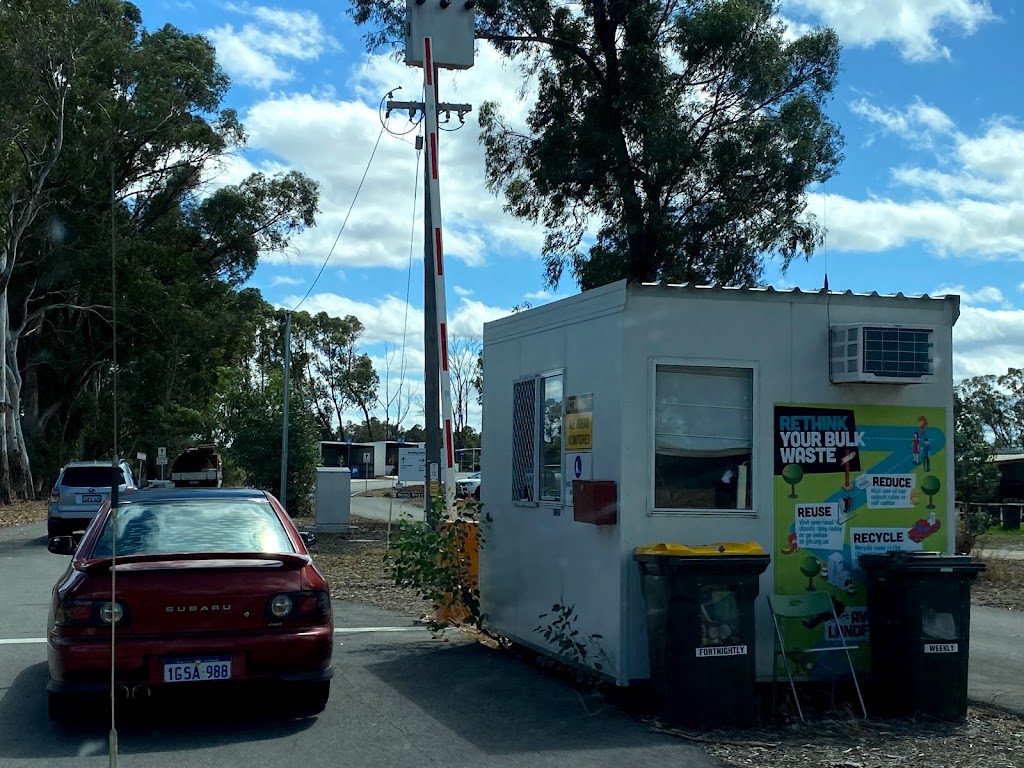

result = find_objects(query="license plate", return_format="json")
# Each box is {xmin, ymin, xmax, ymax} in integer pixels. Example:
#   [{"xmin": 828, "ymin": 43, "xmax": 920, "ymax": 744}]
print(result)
[
  {"xmin": 163, "ymin": 656, "xmax": 232, "ymax": 683},
  {"xmin": 81, "ymin": 494, "xmax": 103, "ymax": 503}
]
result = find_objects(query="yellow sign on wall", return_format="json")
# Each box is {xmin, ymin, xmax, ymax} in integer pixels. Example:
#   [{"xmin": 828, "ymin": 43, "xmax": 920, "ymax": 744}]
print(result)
[{"xmin": 566, "ymin": 393, "xmax": 594, "ymax": 452}]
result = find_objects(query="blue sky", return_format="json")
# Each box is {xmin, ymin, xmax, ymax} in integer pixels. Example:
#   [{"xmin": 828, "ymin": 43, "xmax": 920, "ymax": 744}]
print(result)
[{"xmin": 137, "ymin": 0, "xmax": 1024, "ymax": 428}]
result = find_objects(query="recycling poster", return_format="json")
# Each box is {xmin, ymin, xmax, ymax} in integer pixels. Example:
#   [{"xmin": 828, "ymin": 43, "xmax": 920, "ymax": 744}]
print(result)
[{"xmin": 773, "ymin": 403, "xmax": 948, "ymax": 676}]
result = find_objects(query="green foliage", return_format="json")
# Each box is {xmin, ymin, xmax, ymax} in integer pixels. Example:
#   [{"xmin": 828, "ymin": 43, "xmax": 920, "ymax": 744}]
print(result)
[
  {"xmin": 294, "ymin": 311, "xmax": 378, "ymax": 441},
  {"xmin": 954, "ymin": 390, "xmax": 1000, "ymax": 506},
  {"xmin": 350, "ymin": 0, "xmax": 843, "ymax": 290},
  {"xmin": 1, "ymin": 0, "xmax": 326, "ymax": 496},
  {"xmin": 386, "ymin": 490, "xmax": 486, "ymax": 632},
  {"xmin": 957, "ymin": 370, "xmax": 1024, "ymax": 450},
  {"xmin": 533, "ymin": 603, "xmax": 607, "ymax": 682},
  {"xmin": 218, "ymin": 363, "xmax": 320, "ymax": 516}
]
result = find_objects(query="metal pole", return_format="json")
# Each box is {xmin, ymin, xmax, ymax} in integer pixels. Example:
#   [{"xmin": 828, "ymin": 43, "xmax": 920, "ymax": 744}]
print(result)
[
  {"xmin": 423, "ymin": 115, "xmax": 441, "ymax": 522},
  {"xmin": 422, "ymin": 43, "xmax": 457, "ymax": 520},
  {"xmin": 280, "ymin": 310, "xmax": 292, "ymax": 510}
]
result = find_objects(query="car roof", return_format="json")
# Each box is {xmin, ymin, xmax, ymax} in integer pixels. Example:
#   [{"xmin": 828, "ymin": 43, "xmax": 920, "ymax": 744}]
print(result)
[
  {"xmin": 63, "ymin": 460, "xmax": 130, "ymax": 468},
  {"xmin": 118, "ymin": 487, "xmax": 269, "ymax": 505}
]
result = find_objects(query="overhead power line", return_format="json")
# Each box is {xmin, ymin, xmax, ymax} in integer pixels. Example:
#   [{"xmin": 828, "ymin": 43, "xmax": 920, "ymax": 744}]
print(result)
[{"xmin": 293, "ymin": 121, "xmax": 387, "ymax": 313}]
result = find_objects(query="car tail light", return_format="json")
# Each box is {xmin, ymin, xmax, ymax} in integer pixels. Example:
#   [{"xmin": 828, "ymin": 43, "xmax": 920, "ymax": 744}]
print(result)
[
  {"xmin": 50, "ymin": 487, "xmax": 60, "ymax": 503},
  {"xmin": 55, "ymin": 599, "xmax": 129, "ymax": 628},
  {"xmin": 266, "ymin": 591, "xmax": 330, "ymax": 624}
]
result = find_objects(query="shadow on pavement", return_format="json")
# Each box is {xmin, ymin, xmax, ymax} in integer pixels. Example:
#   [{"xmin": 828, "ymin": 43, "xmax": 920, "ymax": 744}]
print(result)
[
  {"xmin": 0, "ymin": 535, "xmax": 47, "ymax": 557},
  {"xmin": 365, "ymin": 639, "xmax": 669, "ymax": 755},
  {"xmin": 0, "ymin": 662, "xmax": 317, "ymax": 759}
]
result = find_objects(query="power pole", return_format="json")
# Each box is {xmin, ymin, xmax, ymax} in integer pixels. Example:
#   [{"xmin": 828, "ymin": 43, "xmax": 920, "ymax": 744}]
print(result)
[
  {"xmin": 387, "ymin": 96, "xmax": 473, "ymax": 522},
  {"xmin": 397, "ymin": 0, "xmax": 475, "ymax": 521},
  {"xmin": 280, "ymin": 310, "xmax": 292, "ymax": 511},
  {"xmin": 422, "ymin": 147, "xmax": 441, "ymax": 520}
]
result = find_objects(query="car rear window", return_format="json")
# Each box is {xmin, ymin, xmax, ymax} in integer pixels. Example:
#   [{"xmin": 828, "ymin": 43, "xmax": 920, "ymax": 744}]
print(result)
[
  {"xmin": 90, "ymin": 500, "xmax": 295, "ymax": 557},
  {"xmin": 60, "ymin": 467, "xmax": 125, "ymax": 488}
]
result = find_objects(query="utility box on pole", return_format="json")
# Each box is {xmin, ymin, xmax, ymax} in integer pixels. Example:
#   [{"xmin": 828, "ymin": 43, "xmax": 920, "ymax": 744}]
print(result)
[{"xmin": 405, "ymin": 0, "xmax": 475, "ymax": 70}]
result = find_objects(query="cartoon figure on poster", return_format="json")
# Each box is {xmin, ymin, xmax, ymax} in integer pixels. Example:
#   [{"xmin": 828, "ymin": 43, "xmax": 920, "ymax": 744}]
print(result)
[{"xmin": 773, "ymin": 404, "xmax": 948, "ymax": 676}]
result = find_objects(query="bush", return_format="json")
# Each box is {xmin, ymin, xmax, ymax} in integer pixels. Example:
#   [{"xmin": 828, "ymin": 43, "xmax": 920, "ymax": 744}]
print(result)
[{"xmin": 386, "ymin": 491, "xmax": 484, "ymax": 631}]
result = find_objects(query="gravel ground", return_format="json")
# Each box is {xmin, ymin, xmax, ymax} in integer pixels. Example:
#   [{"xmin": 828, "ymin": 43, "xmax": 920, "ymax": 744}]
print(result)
[
  {"xmin": 0, "ymin": 499, "xmax": 47, "ymax": 529},
  {"xmin": 972, "ymin": 534, "xmax": 1024, "ymax": 612},
  {"xmin": 293, "ymin": 514, "xmax": 431, "ymax": 621},
  {"xmin": 660, "ymin": 704, "xmax": 1024, "ymax": 768}
]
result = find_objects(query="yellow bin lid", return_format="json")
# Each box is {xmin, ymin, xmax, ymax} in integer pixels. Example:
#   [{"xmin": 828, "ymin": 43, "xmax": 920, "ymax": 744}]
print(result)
[{"xmin": 634, "ymin": 542, "xmax": 766, "ymax": 556}]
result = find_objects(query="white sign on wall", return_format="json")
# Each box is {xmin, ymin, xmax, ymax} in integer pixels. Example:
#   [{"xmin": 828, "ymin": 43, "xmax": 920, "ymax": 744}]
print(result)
[
  {"xmin": 565, "ymin": 452, "xmax": 592, "ymax": 506},
  {"xmin": 398, "ymin": 448, "xmax": 426, "ymax": 483}
]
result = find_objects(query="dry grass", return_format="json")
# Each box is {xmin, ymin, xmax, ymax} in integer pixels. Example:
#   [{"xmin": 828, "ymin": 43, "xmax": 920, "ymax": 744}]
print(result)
[
  {"xmin": 682, "ymin": 703, "xmax": 1024, "ymax": 768},
  {"xmin": 0, "ymin": 499, "xmax": 47, "ymax": 530},
  {"xmin": 292, "ymin": 515, "xmax": 430, "ymax": 620}
]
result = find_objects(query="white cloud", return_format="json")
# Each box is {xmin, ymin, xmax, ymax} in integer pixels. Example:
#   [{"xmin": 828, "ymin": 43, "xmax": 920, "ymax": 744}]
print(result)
[
  {"xmin": 270, "ymin": 275, "xmax": 304, "ymax": 287},
  {"xmin": 819, "ymin": 102, "xmax": 1024, "ymax": 260},
  {"xmin": 953, "ymin": 305, "xmax": 1024, "ymax": 380},
  {"xmin": 849, "ymin": 97, "xmax": 956, "ymax": 148},
  {"xmin": 932, "ymin": 285, "xmax": 1007, "ymax": 306},
  {"xmin": 240, "ymin": 44, "xmax": 545, "ymax": 272},
  {"xmin": 523, "ymin": 289, "xmax": 574, "ymax": 305},
  {"xmin": 205, "ymin": 6, "xmax": 338, "ymax": 89},
  {"xmin": 453, "ymin": 286, "xmax": 473, "ymax": 297},
  {"xmin": 781, "ymin": 0, "xmax": 996, "ymax": 61},
  {"xmin": 281, "ymin": 291, "xmax": 505, "ymax": 430},
  {"xmin": 280, "ymin": 292, "xmax": 510, "ymax": 348}
]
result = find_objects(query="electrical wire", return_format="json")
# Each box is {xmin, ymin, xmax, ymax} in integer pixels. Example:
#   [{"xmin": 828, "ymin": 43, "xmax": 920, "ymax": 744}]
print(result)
[
  {"xmin": 292, "ymin": 122, "xmax": 387, "ymax": 313},
  {"xmin": 379, "ymin": 87, "xmax": 424, "ymax": 138},
  {"xmin": 397, "ymin": 133, "xmax": 423, "ymax": 419}
]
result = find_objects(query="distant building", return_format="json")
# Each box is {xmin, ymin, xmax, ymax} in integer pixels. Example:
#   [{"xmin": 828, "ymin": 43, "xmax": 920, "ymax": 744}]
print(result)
[{"xmin": 993, "ymin": 451, "xmax": 1024, "ymax": 502}]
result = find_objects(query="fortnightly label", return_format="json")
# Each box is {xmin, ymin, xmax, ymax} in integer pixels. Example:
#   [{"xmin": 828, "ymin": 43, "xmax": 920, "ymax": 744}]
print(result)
[{"xmin": 695, "ymin": 645, "xmax": 748, "ymax": 658}]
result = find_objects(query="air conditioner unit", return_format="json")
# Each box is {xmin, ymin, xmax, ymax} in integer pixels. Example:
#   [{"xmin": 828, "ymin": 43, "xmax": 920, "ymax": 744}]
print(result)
[{"xmin": 829, "ymin": 324, "xmax": 935, "ymax": 384}]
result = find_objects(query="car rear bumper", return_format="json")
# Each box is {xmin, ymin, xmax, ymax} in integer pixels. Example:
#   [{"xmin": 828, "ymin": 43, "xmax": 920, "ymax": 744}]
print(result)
[{"xmin": 48, "ymin": 625, "xmax": 333, "ymax": 692}]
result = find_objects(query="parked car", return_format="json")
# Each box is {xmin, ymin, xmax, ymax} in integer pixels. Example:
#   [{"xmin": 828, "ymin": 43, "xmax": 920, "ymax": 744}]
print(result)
[
  {"xmin": 47, "ymin": 460, "xmax": 138, "ymax": 538},
  {"xmin": 456, "ymin": 472, "xmax": 481, "ymax": 500},
  {"xmin": 45, "ymin": 487, "xmax": 332, "ymax": 721}
]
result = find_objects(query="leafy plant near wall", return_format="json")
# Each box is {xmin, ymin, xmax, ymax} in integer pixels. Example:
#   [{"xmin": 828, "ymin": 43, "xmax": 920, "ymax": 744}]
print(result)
[
  {"xmin": 534, "ymin": 603, "xmax": 609, "ymax": 684},
  {"xmin": 386, "ymin": 489, "xmax": 494, "ymax": 635}
]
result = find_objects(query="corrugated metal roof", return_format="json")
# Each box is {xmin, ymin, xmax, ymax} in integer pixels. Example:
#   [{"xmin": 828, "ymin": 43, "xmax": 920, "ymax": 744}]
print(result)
[
  {"xmin": 635, "ymin": 281, "xmax": 956, "ymax": 303},
  {"xmin": 993, "ymin": 453, "xmax": 1024, "ymax": 464}
]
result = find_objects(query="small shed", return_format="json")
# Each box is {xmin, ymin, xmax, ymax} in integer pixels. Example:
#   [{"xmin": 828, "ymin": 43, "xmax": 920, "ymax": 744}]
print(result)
[
  {"xmin": 319, "ymin": 441, "xmax": 376, "ymax": 477},
  {"xmin": 480, "ymin": 280, "xmax": 959, "ymax": 686}
]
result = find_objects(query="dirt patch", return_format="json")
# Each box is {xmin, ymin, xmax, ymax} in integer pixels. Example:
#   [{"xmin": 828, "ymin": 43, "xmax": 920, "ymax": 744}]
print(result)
[
  {"xmin": 972, "ymin": 556, "xmax": 1024, "ymax": 612},
  {"xmin": 662, "ymin": 703, "xmax": 1024, "ymax": 768},
  {"xmin": 0, "ymin": 500, "xmax": 47, "ymax": 530},
  {"xmin": 292, "ymin": 515, "xmax": 430, "ymax": 620}
]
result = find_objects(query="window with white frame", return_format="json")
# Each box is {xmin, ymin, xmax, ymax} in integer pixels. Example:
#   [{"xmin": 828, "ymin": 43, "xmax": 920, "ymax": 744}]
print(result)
[
  {"xmin": 654, "ymin": 365, "xmax": 753, "ymax": 511},
  {"xmin": 512, "ymin": 372, "xmax": 564, "ymax": 503}
]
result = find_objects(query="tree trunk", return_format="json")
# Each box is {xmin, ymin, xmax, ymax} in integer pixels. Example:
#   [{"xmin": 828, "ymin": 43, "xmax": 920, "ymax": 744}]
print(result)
[
  {"xmin": 0, "ymin": 291, "xmax": 12, "ymax": 503},
  {"xmin": 7, "ymin": 329, "xmax": 33, "ymax": 498}
]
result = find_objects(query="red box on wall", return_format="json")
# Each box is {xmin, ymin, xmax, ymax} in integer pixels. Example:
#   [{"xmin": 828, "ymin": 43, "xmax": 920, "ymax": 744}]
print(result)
[{"xmin": 573, "ymin": 480, "xmax": 617, "ymax": 526}]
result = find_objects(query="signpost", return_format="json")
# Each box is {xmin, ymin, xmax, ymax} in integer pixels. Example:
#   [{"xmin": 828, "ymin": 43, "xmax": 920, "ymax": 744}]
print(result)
[{"xmin": 157, "ymin": 446, "xmax": 167, "ymax": 480}]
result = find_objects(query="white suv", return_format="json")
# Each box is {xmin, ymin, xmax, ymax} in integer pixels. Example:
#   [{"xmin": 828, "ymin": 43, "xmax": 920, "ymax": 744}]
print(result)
[
  {"xmin": 48, "ymin": 460, "xmax": 137, "ymax": 537},
  {"xmin": 456, "ymin": 472, "xmax": 481, "ymax": 500}
]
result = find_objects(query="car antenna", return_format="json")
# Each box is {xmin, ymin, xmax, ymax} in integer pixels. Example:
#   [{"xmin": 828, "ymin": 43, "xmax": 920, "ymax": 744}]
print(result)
[{"xmin": 108, "ymin": 163, "xmax": 120, "ymax": 767}]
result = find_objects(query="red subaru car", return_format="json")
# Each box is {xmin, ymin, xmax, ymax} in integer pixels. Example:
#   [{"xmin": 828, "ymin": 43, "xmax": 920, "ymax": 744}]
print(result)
[{"xmin": 45, "ymin": 487, "xmax": 333, "ymax": 720}]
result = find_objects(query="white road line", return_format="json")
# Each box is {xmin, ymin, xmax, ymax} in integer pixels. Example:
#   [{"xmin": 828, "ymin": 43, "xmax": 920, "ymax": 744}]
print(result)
[
  {"xmin": 0, "ymin": 627, "xmax": 424, "ymax": 646},
  {"xmin": 334, "ymin": 626, "xmax": 423, "ymax": 634}
]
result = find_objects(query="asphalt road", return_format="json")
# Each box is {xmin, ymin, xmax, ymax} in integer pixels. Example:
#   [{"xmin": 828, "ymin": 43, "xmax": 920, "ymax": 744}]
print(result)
[
  {"xmin": 968, "ymin": 605, "xmax": 1024, "ymax": 714},
  {"xmin": 0, "ymin": 521, "xmax": 715, "ymax": 768}
]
